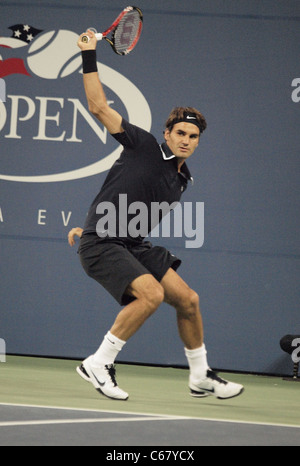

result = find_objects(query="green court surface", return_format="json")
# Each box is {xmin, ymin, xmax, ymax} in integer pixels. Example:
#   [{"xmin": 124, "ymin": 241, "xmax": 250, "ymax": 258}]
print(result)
[{"xmin": 1, "ymin": 355, "xmax": 299, "ymax": 427}]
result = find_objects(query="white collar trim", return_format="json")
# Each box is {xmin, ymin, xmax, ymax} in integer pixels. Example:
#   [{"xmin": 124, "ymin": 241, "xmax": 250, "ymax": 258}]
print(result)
[{"xmin": 159, "ymin": 145, "xmax": 176, "ymax": 160}]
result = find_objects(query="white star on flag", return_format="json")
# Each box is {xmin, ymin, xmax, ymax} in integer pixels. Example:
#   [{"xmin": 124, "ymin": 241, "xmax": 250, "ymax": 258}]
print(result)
[
  {"xmin": 0, "ymin": 24, "xmax": 44, "ymax": 78},
  {"xmin": 8, "ymin": 24, "xmax": 44, "ymax": 44}
]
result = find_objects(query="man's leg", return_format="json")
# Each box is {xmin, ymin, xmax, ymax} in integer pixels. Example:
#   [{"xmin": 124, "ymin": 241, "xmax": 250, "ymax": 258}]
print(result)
[
  {"xmin": 160, "ymin": 268, "xmax": 244, "ymax": 400},
  {"xmin": 160, "ymin": 268, "xmax": 209, "ymax": 381},
  {"xmin": 160, "ymin": 268, "xmax": 204, "ymax": 349},
  {"xmin": 110, "ymin": 273, "xmax": 164, "ymax": 341},
  {"xmin": 77, "ymin": 273, "xmax": 164, "ymax": 400},
  {"xmin": 93, "ymin": 273, "xmax": 164, "ymax": 365}
]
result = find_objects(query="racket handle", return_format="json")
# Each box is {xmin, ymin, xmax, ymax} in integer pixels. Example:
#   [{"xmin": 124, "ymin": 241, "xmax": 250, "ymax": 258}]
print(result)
[{"xmin": 81, "ymin": 33, "xmax": 103, "ymax": 43}]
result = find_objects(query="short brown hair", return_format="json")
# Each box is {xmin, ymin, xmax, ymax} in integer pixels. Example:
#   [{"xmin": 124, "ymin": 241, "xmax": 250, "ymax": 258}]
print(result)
[{"xmin": 165, "ymin": 107, "xmax": 207, "ymax": 134}]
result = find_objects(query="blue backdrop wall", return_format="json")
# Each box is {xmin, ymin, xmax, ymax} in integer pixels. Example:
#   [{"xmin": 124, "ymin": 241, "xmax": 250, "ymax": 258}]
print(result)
[{"xmin": 1, "ymin": 0, "xmax": 299, "ymax": 375}]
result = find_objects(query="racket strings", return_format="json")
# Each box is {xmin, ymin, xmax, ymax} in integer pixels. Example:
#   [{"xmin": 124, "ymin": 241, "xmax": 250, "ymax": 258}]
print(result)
[{"xmin": 113, "ymin": 11, "xmax": 142, "ymax": 55}]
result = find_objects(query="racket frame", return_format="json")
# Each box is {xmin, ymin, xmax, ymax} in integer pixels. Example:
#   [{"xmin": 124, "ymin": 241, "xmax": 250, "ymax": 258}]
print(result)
[{"xmin": 81, "ymin": 6, "xmax": 143, "ymax": 56}]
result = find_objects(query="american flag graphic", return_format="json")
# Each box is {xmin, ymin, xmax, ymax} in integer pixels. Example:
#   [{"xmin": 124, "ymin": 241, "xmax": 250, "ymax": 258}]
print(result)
[{"xmin": 0, "ymin": 24, "xmax": 43, "ymax": 78}]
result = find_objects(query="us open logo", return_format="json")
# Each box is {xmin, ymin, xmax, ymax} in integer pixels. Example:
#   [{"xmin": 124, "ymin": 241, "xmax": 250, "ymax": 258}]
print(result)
[{"xmin": 0, "ymin": 25, "xmax": 151, "ymax": 183}]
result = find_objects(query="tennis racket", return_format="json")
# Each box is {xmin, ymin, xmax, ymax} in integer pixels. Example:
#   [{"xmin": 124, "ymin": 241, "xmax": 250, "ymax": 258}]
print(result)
[{"xmin": 81, "ymin": 6, "xmax": 143, "ymax": 56}]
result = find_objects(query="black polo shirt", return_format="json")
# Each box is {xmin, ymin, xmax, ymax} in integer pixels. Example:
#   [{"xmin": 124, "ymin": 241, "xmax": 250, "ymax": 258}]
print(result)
[{"xmin": 83, "ymin": 118, "xmax": 193, "ymax": 242}]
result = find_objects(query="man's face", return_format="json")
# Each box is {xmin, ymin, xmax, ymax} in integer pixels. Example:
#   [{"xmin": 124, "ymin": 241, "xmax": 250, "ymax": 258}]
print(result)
[{"xmin": 164, "ymin": 122, "xmax": 200, "ymax": 160}]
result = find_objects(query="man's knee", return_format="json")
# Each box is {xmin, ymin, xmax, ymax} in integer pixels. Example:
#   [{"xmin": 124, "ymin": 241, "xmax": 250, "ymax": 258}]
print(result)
[
  {"xmin": 175, "ymin": 288, "xmax": 200, "ymax": 318},
  {"xmin": 128, "ymin": 275, "xmax": 165, "ymax": 313},
  {"xmin": 145, "ymin": 283, "xmax": 165, "ymax": 311}
]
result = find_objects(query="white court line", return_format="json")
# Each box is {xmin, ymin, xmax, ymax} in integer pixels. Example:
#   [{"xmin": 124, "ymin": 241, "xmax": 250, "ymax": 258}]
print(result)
[
  {"xmin": 0, "ymin": 402, "xmax": 300, "ymax": 430},
  {"xmin": 0, "ymin": 402, "xmax": 188, "ymax": 420},
  {"xmin": 0, "ymin": 416, "xmax": 190, "ymax": 428}
]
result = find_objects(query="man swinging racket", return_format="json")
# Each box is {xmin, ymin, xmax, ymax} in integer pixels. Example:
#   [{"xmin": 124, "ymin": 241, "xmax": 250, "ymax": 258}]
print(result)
[{"xmin": 71, "ymin": 29, "xmax": 244, "ymax": 401}]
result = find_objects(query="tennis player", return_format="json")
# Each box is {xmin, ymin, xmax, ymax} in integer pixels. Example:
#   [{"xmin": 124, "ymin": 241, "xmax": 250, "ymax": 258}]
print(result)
[{"xmin": 72, "ymin": 30, "xmax": 244, "ymax": 401}]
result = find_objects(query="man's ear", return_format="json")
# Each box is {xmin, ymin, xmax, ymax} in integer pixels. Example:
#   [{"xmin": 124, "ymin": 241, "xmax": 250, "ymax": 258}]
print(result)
[{"xmin": 164, "ymin": 129, "xmax": 170, "ymax": 141}]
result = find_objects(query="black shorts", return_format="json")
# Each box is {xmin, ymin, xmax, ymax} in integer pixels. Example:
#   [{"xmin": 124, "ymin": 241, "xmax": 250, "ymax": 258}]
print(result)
[{"xmin": 78, "ymin": 235, "xmax": 181, "ymax": 306}]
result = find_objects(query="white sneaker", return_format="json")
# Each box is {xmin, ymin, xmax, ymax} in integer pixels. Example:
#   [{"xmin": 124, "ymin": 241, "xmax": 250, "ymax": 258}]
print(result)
[
  {"xmin": 76, "ymin": 356, "xmax": 129, "ymax": 401},
  {"xmin": 190, "ymin": 370, "xmax": 244, "ymax": 400}
]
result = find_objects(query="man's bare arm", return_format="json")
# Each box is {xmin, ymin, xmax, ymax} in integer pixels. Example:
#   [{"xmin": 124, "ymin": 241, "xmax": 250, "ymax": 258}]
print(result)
[{"xmin": 77, "ymin": 30, "xmax": 123, "ymax": 135}]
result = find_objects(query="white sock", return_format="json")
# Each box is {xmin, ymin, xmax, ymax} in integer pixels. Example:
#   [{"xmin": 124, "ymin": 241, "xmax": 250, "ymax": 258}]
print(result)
[
  {"xmin": 184, "ymin": 344, "xmax": 209, "ymax": 382},
  {"xmin": 92, "ymin": 331, "xmax": 126, "ymax": 367}
]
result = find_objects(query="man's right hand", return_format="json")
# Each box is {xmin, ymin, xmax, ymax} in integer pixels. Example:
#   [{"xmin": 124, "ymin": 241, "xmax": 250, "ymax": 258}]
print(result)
[{"xmin": 77, "ymin": 30, "xmax": 97, "ymax": 51}]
